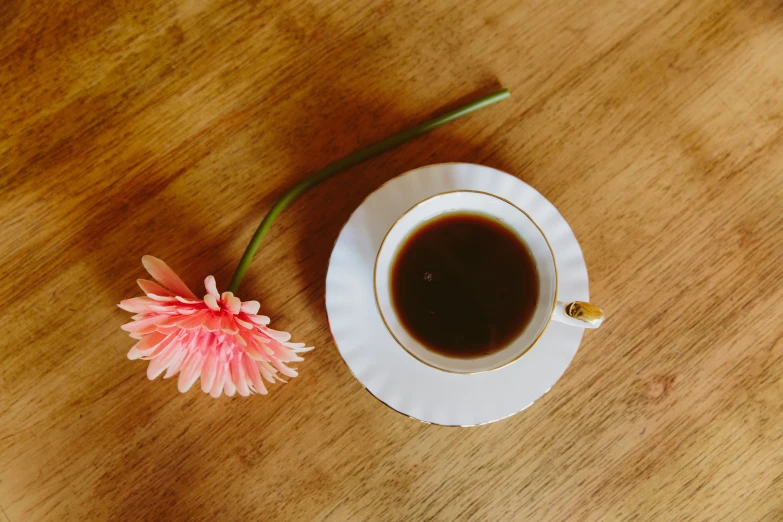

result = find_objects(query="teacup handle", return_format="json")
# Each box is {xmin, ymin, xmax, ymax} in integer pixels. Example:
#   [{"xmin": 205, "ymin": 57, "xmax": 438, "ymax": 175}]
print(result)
[{"xmin": 553, "ymin": 301, "xmax": 605, "ymax": 329}]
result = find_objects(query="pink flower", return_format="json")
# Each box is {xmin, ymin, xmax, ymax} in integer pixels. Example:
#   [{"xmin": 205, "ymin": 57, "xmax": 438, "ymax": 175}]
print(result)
[{"xmin": 119, "ymin": 256, "xmax": 312, "ymax": 397}]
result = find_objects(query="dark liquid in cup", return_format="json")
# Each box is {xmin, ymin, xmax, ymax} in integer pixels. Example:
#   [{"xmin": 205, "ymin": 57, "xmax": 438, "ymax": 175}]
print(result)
[{"xmin": 390, "ymin": 212, "xmax": 540, "ymax": 359}]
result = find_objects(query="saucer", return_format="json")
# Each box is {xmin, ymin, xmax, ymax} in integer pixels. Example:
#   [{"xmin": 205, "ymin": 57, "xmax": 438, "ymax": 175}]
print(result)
[{"xmin": 325, "ymin": 163, "xmax": 589, "ymax": 426}]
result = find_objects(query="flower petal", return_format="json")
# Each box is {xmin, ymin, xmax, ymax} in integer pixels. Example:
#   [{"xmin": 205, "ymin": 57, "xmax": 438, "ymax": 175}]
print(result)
[
  {"xmin": 118, "ymin": 297, "xmax": 156, "ymax": 313},
  {"xmin": 175, "ymin": 296, "xmax": 202, "ymax": 304},
  {"xmin": 235, "ymin": 318, "xmax": 253, "ymax": 329},
  {"xmin": 221, "ymin": 292, "xmax": 241, "ymax": 315},
  {"xmin": 146, "ymin": 337, "xmax": 181, "ymax": 376},
  {"xmin": 223, "ymin": 370, "xmax": 236, "ymax": 396},
  {"xmin": 121, "ymin": 316, "xmax": 160, "ymax": 334},
  {"xmin": 240, "ymin": 333, "xmax": 265, "ymax": 360},
  {"xmin": 176, "ymin": 310, "xmax": 210, "ymax": 329},
  {"xmin": 204, "ymin": 275, "xmax": 219, "ymax": 298},
  {"xmin": 285, "ymin": 342, "xmax": 314, "ymax": 353},
  {"xmin": 163, "ymin": 344, "xmax": 188, "ymax": 378},
  {"xmin": 178, "ymin": 351, "xmax": 204, "ymax": 393},
  {"xmin": 204, "ymin": 294, "xmax": 220, "ymax": 312},
  {"xmin": 147, "ymin": 357, "xmax": 168, "ymax": 380},
  {"xmin": 231, "ymin": 357, "xmax": 250, "ymax": 397},
  {"xmin": 210, "ymin": 364, "xmax": 226, "ymax": 397},
  {"xmin": 201, "ymin": 354, "xmax": 217, "ymax": 393},
  {"xmin": 142, "ymin": 332, "xmax": 179, "ymax": 359},
  {"xmin": 201, "ymin": 312, "xmax": 222, "ymax": 332},
  {"xmin": 244, "ymin": 357, "xmax": 267, "ymax": 394},
  {"xmin": 156, "ymin": 325, "xmax": 179, "ymax": 335},
  {"xmin": 134, "ymin": 331, "xmax": 168, "ymax": 353},
  {"xmin": 247, "ymin": 314, "xmax": 270, "ymax": 325},
  {"xmin": 258, "ymin": 361, "xmax": 277, "ymax": 383},
  {"xmin": 259, "ymin": 327, "xmax": 291, "ymax": 343},
  {"xmin": 147, "ymin": 293, "xmax": 177, "ymax": 302},
  {"xmin": 142, "ymin": 256, "xmax": 197, "ymax": 299},
  {"xmin": 258, "ymin": 340, "xmax": 275, "ymax": 356},
  {"xmin": 146, "ymin": 303, "xmax": 178, "ymax": 313},
  {"xmin": 137, "ymin": 279, "xmax": 174, "ymax": 297},
  {"xmin": 240, "ymin": 301, "xmax": 260, "ymax": 315},
  {"xmin": 155, "ymin": 314, "xmax": 185, "ymax": 328},
  {"xmin": 271, "ymin": 359, "xmax": 298, "ymax": 378},
  {"xmin": 147, "ymin": 339, "xmax": 181, "ymax": 379},
  {"xmin": 219, "ymin": 314, "xmax": 238, "ymax": 334}
]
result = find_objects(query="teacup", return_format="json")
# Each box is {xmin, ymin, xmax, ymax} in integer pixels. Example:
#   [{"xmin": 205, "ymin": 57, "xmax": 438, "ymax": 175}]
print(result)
[{"xmin": 374, "ymin": 190, "xmax": 603, "ymax": 373}]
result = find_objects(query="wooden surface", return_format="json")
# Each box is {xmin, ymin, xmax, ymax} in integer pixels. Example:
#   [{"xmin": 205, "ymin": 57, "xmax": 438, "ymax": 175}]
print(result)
[{"xmin": 2, "ymin": 0, "xmax": 783, "ymax": 520}]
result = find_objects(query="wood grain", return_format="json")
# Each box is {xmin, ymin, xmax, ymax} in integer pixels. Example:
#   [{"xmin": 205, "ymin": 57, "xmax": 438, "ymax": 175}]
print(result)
[{"xmin": 2, "ymin": 0, "xmax": 782, "ymax": 520}]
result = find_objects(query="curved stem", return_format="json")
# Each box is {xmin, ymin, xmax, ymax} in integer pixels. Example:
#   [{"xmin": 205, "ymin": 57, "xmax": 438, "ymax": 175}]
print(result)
[{"xmin": 227, "ymin": 88, "xmax": 511, "ymax": 293}]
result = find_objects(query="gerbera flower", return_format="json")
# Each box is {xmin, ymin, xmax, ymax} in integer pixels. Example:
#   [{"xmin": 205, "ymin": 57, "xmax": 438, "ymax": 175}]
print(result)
[{"xmin": 119, "ymin": 256, "xmax": 311, "ymax": 397}]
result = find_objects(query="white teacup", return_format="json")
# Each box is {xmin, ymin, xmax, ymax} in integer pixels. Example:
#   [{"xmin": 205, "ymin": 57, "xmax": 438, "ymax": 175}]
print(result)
[{"xmin": 374, "ymin": 190, "xmax": 604, "ymax": 373}]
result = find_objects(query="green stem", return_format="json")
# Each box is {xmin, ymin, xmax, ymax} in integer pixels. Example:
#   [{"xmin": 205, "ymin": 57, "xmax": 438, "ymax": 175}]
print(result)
[{"xmin": 227, "ymin": 88, "xmax": 511, "ymax": 293}]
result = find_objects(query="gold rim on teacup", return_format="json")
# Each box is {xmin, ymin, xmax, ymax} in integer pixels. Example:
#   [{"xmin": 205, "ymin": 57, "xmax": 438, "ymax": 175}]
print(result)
[{"xmin": 373, "ymin": 190, "xmax": 604, "ymax": 374}]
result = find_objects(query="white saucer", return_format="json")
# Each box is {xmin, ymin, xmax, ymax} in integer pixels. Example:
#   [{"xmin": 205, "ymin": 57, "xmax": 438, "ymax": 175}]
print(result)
[{"xmin": 325, "ymin": 163, "xmax": 589, "ymax": 426}]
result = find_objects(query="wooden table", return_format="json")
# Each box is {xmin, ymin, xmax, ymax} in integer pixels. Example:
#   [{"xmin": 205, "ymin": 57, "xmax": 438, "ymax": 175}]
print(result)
[{"xmin": 2, "ymin": 0, "xmax": 782, "ymax": 520}]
